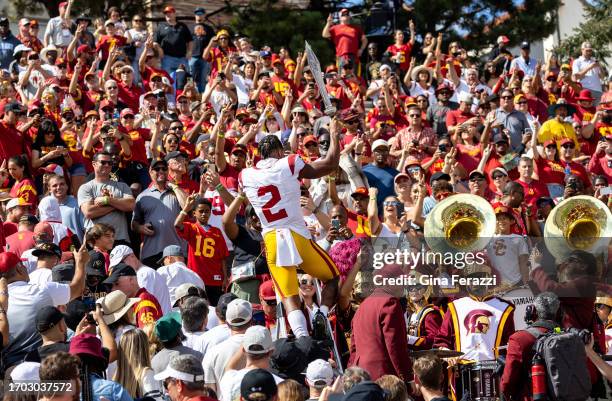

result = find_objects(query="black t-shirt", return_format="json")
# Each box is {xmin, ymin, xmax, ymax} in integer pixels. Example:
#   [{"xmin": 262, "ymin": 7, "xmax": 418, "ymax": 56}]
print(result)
[
  {"xmin": 232, "ymin": 225, "xmax": 268, "ymax": 275},
  {"xmin": 32, "ymin": 142, "xmax": 66, "ymax": 167},
  {"xmin": 24, "ymin": 342, "xmax": 70, "ymax": 362},
  {"xmin": 154, "ymin": 22, "xmax": 193, "ymax": 58},
  {"xmin": 191, "ymin": 24, "xmax": 215, "ymax": 56}
]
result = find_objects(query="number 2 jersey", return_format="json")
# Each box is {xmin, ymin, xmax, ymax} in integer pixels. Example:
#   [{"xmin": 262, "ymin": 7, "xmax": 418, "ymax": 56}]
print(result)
[{"xmin": 239, "ymin": 154, "xmax": 311, "ymax": 239}]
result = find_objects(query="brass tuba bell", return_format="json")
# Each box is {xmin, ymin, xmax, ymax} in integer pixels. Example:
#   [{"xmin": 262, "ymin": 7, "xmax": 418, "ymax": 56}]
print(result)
[
  {"xmin": 544, "ymin": 195, "xmax": 612, "ymax": 260},
  {"xmin": 424, "ymin": 194, "xmax": 496, "ymax": 253}
]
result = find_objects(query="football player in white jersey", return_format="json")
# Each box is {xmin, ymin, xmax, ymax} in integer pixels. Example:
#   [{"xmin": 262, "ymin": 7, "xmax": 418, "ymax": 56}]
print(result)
[{"xmin": 239, "ymin": 119, "xmax": 341, "ymax": 338}]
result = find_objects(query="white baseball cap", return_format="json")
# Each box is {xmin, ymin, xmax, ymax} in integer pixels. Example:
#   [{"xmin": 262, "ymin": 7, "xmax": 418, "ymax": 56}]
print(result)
[
  {"xmin": 457, "ymin": 92, "xmax": 473, "ymax": 104},
  {"xmin": 242, "ymin": 325, "xmax": 273, "ymax": 354},
  {"xmin": 109, "ymin": 245, "xmax": 134, "ymax": 268},
  {"xmin": 226, "ymin": 299, "xmax": 252, "ymax": 327},
  {"xmin": 306, "ymin": 359, "xmax": 333, "ymax": 387},
  {"xmin": 371, "ymin": 139, "xmax": 389, "ymax": 152},
  {"xmin": 6, "ymin": 197, "xmax": 31, "ymax": 210},
  {"xmin": 10, "ymin": 362, "xmax": 40, "ymax": 381}
]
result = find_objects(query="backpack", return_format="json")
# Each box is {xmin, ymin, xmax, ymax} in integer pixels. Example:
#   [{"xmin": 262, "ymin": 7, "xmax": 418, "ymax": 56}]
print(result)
[{"xmin": 527, "ymin": 321, "xmax": 591, "ymax": 401}]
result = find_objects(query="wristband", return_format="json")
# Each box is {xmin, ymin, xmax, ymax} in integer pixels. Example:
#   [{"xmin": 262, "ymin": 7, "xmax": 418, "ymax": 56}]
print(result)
[
  {"xmin": 369, "ymin": 196, "xmax": 377, "ymax": 201},
  {"xmin": 328, "ymin": 176, "xmax": 336, "ymax": 182},
  {"xmin": 218, "ymin": 133, "xmax": 225, "ymax": 139},
  {"xmin": 215, "ymin": 183, "xmax": 224, "ymax": 191}
]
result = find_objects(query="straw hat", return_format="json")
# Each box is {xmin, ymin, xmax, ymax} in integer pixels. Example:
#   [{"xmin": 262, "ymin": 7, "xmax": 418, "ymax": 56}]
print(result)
[{"xmin": 96, "ymin": 290, "xmax": 139, "ymax": 325}]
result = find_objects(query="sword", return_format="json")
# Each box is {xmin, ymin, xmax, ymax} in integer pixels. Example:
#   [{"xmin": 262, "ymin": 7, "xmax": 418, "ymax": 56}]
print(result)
[{"xmin": 304, "ymin": 41, "xmax": 337, "ymax": 116}]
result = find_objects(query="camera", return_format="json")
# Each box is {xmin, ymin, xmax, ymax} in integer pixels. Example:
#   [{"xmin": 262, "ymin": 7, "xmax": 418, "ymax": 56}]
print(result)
[
  {"xmin": 439, "ymin": 144, "xmax": 447, "ymax": 152},
  {"xmin": 218, "ymin": 72, "xmax": 226, "ymax": 80}
]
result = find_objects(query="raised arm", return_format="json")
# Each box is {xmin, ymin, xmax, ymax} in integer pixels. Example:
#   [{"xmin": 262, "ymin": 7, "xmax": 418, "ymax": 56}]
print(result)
[
  {"xmin": 368, "ymin": 187, "xmax": 381, "ymax": 235},
  {"xmin": 222, "ymin": 193, "xmax": 246, "ymax": 241},
  {"xmin": 69, "ymin": 243, "xmax": 87, "ymax": 301},
  {"xmin": 322, "ymin": 14, "xmax": 333, "ymax": 39}
]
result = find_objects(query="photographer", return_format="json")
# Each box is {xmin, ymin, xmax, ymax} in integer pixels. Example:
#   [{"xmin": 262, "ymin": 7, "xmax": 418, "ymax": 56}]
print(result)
[{"xmin": 500, "ymin": 292, "xmax": 561, "ymax": 401}]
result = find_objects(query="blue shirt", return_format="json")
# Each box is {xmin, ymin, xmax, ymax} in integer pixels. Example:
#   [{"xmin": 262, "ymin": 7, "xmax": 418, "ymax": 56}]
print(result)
[
  {"xmin": 362, "ymin": 164, "xmax": 399, "ymax": 210},
  {"xmin": 58, "ymin": 195, "xmax": 85, "ymax": 242},
  {"xmin": 0, "ymin": 33, "xmax": 21, "ymax": 70},
  {"xmin": 89, "ymin": 374, "xmax": 134, "ymax": 401}
]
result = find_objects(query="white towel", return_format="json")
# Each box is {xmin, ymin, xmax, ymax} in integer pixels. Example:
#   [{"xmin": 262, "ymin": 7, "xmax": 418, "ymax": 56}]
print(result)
[{"xmin": 275, "ymin": 228, "xmax": 304, "ymax": 267}]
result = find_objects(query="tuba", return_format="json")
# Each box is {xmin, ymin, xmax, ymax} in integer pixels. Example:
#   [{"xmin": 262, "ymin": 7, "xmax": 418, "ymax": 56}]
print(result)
[
  {"xmin": 424, "ymin": 194, "xmax": 496, "ymax": 253},
  {"xmin": 544, "ymin": 195, "xmax": 612, "ymax": 261}
]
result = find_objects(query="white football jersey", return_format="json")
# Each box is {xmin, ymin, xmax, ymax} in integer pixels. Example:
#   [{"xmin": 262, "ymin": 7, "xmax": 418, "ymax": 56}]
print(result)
[
  {"xmin": 203, "ymin": 188, "xmax": 235, "ymax": 251},
  {"xmin": 239, "ymin": 154, "xmax": 310, "ymax": 238}
]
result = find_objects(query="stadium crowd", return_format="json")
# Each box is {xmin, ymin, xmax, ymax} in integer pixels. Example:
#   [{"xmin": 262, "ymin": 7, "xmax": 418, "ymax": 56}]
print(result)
[{"xmin": 0, "ymin": 2, "xmax": 611, "ymax": 401}]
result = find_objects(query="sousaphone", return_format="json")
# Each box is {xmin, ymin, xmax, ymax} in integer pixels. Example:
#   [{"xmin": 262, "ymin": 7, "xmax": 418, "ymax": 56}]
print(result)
[
  {"xmin": 544, "ymin": 195, "xmax": 612, "ymax": 262},
  {"xmin": 424, "ymin": 194, "xmax": 496, "ymax": 253}
]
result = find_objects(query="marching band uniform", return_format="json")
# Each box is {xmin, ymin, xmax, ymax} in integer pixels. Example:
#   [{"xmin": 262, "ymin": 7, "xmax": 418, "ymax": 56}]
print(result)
[
  {"xmin": 407, "ymin": 303, "xmax": 443, "ymax": 350},
  {"xmin": 434, "ymin": 294, "xmax": 514, "ymax": 401},
  {"xmin": 434, "ymin": 294, "xmax": 515, "ymax": 361}
]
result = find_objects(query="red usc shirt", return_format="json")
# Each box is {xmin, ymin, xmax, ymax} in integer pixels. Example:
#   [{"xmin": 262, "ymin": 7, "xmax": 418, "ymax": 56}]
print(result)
[
  {"xmin": 134, "ymin": 287, "xmax": 163, "ymax": 328},
  {"xmin": 205, "ymin": 46, "xmax": 237, "ymax": 78},
  {"xmin": 177, "ymin": 222, "xmax": 229, "ymax": 286},
  {"xmin": 96, "ymin": 35, "xmax": 127, "ymax": 61},
  {"xmin": 386, "ymin": 43, "xmax": 412, "ymax": 71},
  {"xmin": 515, "ymin": 179, "xmax": 548, "ymax": 206},
  {"xmin": 271, "ymin": 75, "xmax": 297, "ymax": 98},
  {"xmin": 347, "ymin": 210, "xmax": 371, "ymax": 238},
  {"xmin": 122, "ymin": 127, "xmax": 151, "ymax": 164},
  {"xmin": 329, "ymin": 24, "xmax": 363, "ymax": 57}
]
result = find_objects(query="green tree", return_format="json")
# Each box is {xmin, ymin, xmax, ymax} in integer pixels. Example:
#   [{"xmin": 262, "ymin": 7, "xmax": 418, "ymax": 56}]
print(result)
[
  {"xmin": 9, "ymin": 0, "xmax": 160, "ymax": 19},
  {"xmin": 555, "ymin": 0, "xmax": 611, "ymax": 65},
  {"xmin": 229, "ymin": 0, "xmax": 335, "ymax": 66}
]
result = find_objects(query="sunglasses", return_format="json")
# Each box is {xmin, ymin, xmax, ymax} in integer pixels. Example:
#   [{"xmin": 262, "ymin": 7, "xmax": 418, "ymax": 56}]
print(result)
[
  {"xmin": 122, "ymin": 115, "xmax": 135, "ymax": 119},
  {"xmin": 470, "ymin": 177, "xmax": 485, "ymax": 182},
  {"xmin": 96, "ymin": 160, "xmax": 113, "ymax": 165},
  {"xmin": 407, "ymin": 166, "xmax": 421, "ymax": 174},
  {"xmin": 500, "ymin": 95, "xmax": 513, "ymax": 100},
  {"xmin": 517, "ymin": 101, "xmax": 527, "ymax": 105},
  {"xmin": 264, "ymin": 299, "xmax": 277, "ymax": 306},
  {"xmin": 300, "ymin": 279, "xmax": 314, "ymax": 286},
  {"xmin": 492, "ymin": 174, "xmax": 505, "ymax": 180},
  {"xmin": 151, "ymin": 77, "xmax": 162, "ymax": 82},
  {"xmin": 561, "ymin": 143, "xmax": 575, "ymax": 149},
  {"xmin": 383, "ymin": 201, "xmax": 401, "ymax": 207},
  {"xmin": 153, "ymin": 166, "xmax": 168, "ymax": 172},
  {"xmin": 408, "ymin": 114, "xmax": 421, "ymax": 118}
]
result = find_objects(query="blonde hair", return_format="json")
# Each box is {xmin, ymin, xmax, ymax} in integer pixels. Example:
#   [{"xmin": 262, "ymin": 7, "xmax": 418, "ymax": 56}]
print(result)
[
  {"xmin": 277, "ymin": 379, "xmax": 305, "ymax": 401},
  {"xmin": 113, "ymin": 329, "xmax": 152, "ymax": 398},
  {"xmin": 142, "ymin": 322, "xmax": 161, "ymax": 358}
]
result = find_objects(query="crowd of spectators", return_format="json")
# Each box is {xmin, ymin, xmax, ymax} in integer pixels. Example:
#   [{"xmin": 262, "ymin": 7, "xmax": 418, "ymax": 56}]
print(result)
[{"xmin": 0, "ymin": 2, "xmax": 611, "ymax": 401}]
